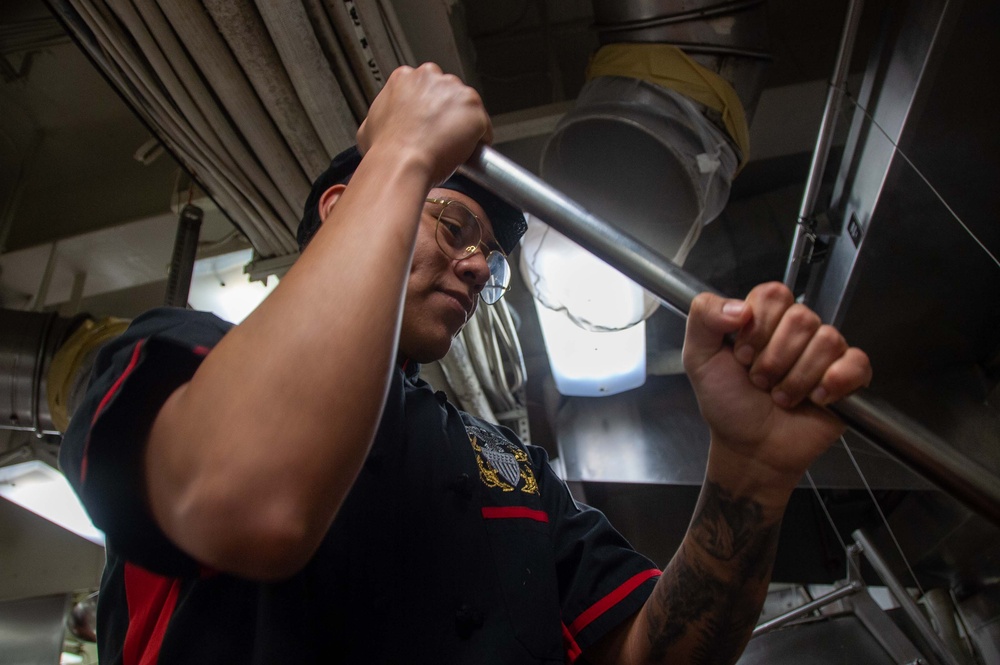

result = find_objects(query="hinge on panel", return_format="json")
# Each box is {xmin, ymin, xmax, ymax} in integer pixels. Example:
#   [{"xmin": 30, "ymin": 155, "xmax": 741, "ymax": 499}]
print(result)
[{"xmin": 797, "ymin": 214, "xmax": 830, "ymax": 265}]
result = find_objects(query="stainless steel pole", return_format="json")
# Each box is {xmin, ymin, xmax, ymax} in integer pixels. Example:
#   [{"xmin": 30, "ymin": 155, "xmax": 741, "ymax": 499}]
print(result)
[
  {"xmin": 459, "ymin": 145, "xmax": 1000, "ymax": 526},
  {"xmin": 752, "ymin": 582, "xmax": 863, "ymax": 637},
  {"xmin": 783, "ymin": 0, "xmax": 866, "ymax": 288}
]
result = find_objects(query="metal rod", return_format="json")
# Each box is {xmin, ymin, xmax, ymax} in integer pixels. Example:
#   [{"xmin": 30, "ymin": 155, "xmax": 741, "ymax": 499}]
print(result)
[
  {"xmin": 783, "ymin": 0, "xmax": 865, "ymax": 288},
  {"xmin": 164, "ymin": 204, "xmax": 203, "ymax": 308},
  {"xmin": 752, "ymin": 582, "xmax": 863, "ymax": 637},
  {"xmin": 459, "ymin": 145, "xmax": 1000, "ymax": 526},
  {"xmin": 853, "ymin": 529, "xmax": 963, "ymax": 665}
]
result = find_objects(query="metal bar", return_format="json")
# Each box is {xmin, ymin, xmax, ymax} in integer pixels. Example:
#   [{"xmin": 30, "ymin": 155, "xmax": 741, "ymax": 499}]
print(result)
[
  {"xmin": 459, "ymin": 145, "xmax": 1000, "ymax": 526},
  {"xmin": 163, "ymin": 204, "xmax": 203, "ymax": 308},
  {"xmin": 460, "ymin": 148, "xmax": 718, "ymax": 317},
  {"xmin": 752, "ymin": 582, "xmax": 863, "ymax": 637},
  {"xmin": 783, "ymin": 0, "xmax": 865, "ymax": 288},
  {"xmin": 847, "ymin": 585, "xmax": 928, "ymax": 665},
  {"xmin": 853, "ymin": 529, "xmax": 963, "ymax": 665}
]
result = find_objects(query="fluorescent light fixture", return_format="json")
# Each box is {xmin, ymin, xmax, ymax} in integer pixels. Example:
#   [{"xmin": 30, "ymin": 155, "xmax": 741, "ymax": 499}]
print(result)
[
  {"xmin": 534, "ymin": 299, "xmax": 646, "ymax": 396},
  {"xmin": 520, "ymin": 220, "xmax": 655, "ymax": 332},
  {"xmin": 521, "ymin": 219, "xmax": 658, "ymax": 397},
  {"xmin": 188, "ymin": 248, "xmax": 279, "ymax": 323},
  {"xmin": 519, "ymin": 218, "xmax": 648, "ymax": 396},
  {"xmin": 0, "ymin": 460, "xmax": 105, "ymax": 546}
]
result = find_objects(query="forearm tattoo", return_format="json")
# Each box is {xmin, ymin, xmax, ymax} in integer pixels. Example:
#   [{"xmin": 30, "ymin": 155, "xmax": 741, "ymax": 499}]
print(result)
[{"xmin": 645, "ymin": 481, "xmax": 780, "ymax": 663}]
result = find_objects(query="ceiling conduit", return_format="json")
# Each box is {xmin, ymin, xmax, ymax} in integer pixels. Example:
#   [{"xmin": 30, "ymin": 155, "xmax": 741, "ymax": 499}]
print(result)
[
  {"xmin": 6, "ymin": 2, "xmax": 528, "ymax": 441},
  {"xmin": 43, "ymin": 0, "xmax": 405, "ymax": 258}
]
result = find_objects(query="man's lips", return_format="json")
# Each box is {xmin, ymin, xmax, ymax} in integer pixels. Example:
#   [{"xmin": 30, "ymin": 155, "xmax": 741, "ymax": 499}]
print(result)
[{"xmin": 439, "ymin": 289, "xmax": 474, "ymax": 320}]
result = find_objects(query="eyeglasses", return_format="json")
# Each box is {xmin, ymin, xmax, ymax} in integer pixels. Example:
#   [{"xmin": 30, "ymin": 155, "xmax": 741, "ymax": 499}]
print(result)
[{"xmin": 425, "ymin": 198, "xmax": 511, "ymax": 305}]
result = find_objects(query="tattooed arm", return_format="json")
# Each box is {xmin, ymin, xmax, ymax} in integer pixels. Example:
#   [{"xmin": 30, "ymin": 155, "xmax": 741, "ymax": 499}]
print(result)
[
  {"xmin": 640, "ymin": 482, "xmax": 781, "ymax": 664},
  {"xmin": 586, "ymin": 283, "xmax": 871, "ymax": 665}
]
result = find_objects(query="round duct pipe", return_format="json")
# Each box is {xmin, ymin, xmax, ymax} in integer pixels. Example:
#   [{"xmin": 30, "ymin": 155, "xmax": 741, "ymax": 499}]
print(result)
[
  {"xmin": 0, "ymin": 310, "xmax": 126, "ymax": 435},
  {"xmin": 591, "ymin": 0, "xmax": 771, "ymax": 121},
  {"xmin": 0, "ymin": 310, "xmax": 86, "ymax": 435},
  {"xmin": 531, "ymin": 1, "xmax": 769, "ymax": 334},
  {"xmin": 540, "ymin": 75, "xmax": 738, "ymax": 269},
  {"xmin": 538, "ymin": 0, "xmax": 770, "ymax": 261}
]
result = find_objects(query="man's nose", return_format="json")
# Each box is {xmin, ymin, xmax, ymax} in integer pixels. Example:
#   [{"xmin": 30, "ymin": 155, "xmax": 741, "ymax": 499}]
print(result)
[{"xmin": 455, "ymin": 249, "xmax": 490, "ymax": 293}]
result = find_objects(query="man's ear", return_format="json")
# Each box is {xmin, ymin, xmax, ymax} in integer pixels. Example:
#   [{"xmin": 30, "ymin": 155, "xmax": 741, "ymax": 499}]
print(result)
[{"xmin": 318, "ymin": 184, "xmax": 347, "ymax": 223}]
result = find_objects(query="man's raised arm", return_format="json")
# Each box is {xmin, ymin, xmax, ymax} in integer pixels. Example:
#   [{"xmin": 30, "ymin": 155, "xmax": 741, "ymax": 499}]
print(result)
[
  {"xmin": 144, "ymin": 64, "xmax": 493, "ymax": 580},
  {"xmin": 588, "ymin": 282, "xmax": 872, "ymax": 665}
]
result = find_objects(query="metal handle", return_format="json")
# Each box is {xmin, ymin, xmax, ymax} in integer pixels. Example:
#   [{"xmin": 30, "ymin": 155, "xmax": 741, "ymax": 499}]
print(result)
[{"xmin": 459, "ymin": 144, "xmax": 1000, "ymax": 526}]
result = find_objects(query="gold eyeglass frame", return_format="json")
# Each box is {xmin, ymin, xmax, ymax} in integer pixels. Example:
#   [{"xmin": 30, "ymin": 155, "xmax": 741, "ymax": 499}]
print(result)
[{"xmin": 425, "ymin": 197, "xmax": 511, "ymax": 304}]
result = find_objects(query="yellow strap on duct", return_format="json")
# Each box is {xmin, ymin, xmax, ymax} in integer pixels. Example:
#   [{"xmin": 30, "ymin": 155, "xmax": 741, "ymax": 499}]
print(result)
[
  {"xmin": 47, "ymin": 316, "xmax": 131, "ymax": 433},
  {"xmin": 586, "ymin": 43, "xmax": 750, "ymax": 170}
]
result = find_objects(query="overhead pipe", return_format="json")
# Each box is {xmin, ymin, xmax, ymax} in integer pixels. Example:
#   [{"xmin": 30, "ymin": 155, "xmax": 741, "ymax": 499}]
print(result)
[
  {"xmin": 458, "ymin": 145, "xmax": 1000, "ymax": 526},
  {"xmin": 521, "ymin": 0, "xmax": 769, "ymax": 351},
  {"xmin": 590, "ymin": 0, "xmax": 771, "ymax": 121},
  {"xmin": 783, "ymin": 0, "xmax": 866, "ymax": 289}
]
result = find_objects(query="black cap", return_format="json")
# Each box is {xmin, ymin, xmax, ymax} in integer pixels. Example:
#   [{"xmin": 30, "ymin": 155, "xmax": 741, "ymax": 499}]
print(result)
[{"xmin": 297, "ymin": 145, "xmax": 527, "ymax": 254}]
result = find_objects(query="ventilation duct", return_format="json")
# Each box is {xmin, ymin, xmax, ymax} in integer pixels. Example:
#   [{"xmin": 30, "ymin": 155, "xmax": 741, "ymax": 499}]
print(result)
[
  {"xmin": 0, "ymin": 310, "xmax": 128, "ymax": 435},
  {"xmin": 536, "ymin": 0, "xmax": 768, "ymax": 283},
  {"xmin": 522, "ymin": 0, "xmax": 769, "ymax": 394},
  {"xmin": 1, "ymin": 310, "xmax": 84, "ymax": 435}
]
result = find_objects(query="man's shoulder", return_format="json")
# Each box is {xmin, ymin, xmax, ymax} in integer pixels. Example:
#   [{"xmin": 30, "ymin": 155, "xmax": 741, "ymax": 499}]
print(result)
[
  {"xmin": 112, "ymin": 307, "xmax": 232, "ymax": 350},
  {"xmin": 87, "ymin": 307, "xmax": 232, "ymax": 380},
  {"xmin": 128, "ymin": 306, "xmax": 233, "ymax": 337},
  {"xmin": 460, "ymin": 414, "xmax": 551, "ymax": 467}
]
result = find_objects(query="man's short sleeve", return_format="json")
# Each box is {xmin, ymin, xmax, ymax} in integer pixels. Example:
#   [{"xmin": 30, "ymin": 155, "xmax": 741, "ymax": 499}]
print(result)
[
  {"xmin": 531, "ymin": 446, "xmax": 661, "ymax": 659},
  {"xmin": 59, "ymin": 308, "xmax": 233, "ymax": 576}
]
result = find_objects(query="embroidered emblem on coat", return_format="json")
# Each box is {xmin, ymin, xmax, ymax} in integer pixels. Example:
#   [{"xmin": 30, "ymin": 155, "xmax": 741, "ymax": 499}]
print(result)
[{"xmin": 467, "ymin": 424, "xmax": 539, "ymax": 494}]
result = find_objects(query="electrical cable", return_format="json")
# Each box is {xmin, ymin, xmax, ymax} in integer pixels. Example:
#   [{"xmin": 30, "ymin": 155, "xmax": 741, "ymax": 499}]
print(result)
[
  {"xmin": 841, "ymin": 437, "xmax": 927, "ymax": 598},
  {"xmin": 805, "ymin": 468, "xmax": 867, "ymax": 583}
]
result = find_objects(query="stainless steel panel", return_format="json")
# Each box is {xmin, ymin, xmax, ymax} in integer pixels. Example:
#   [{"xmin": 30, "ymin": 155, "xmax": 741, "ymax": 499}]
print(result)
[
  {"xmin": 813, "ymin": 0, "xmax": 953, "ymax": 326},
  {"xmin": 0, "ymin": 594, "xmax": 69, "ymax": 665},
  {"xmin": 555, "ymin": 374, "xmax": 932, "ymax": 490},
  {"xmin": 804, "ymin": 0, "xmax": 1000, "ymax": 563}
]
